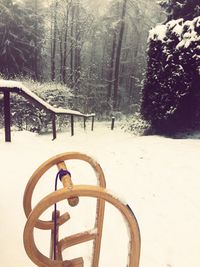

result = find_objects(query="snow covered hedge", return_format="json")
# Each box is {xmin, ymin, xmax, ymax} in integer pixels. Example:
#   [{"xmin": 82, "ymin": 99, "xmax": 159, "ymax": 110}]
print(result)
[{"xmin": 141, "ymin": 16, "xmax": 200, "ymax": 134}]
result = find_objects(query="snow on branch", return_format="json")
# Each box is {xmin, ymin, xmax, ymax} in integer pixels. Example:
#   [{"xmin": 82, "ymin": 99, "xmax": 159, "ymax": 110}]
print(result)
[
  {"xmin": 0, "ymin": 80, "xmax": 88, "ymax": 116},
  {"xmin": 148, "ymin": 16, "xmax": 200, "ymax": 49}
]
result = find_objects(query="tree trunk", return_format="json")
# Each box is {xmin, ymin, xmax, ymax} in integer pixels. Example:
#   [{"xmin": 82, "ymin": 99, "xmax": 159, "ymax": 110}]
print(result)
[
  {"xmin": 51, "ymin": 0, "xmax": 58, "ymax": 81},
  {"xmin": 107, "ymin": 30, "xmax": 117, "ymax": 101},
  {"xmin": 129, "ymin": 26, "xmax": 140, "ymax": 103},
  {"xmin": 34, "ymin": 0, "xmax": 38, "ymax": 80},
  {"xmin": 70, "ymin": 4, "xmax": 75, "ymax": 86},
  {"xmin": 113, "ymin": 0, "xmax": 127, "ymax": 109},
  {"xmin": 63, "ymin": 0, "xmax": 70, "ymax": 84},
  {"xmin": 74, "ymin": 0, "xmax": 81, "ymax": 90},
  {"xmin": 101, "ymin": 40, "xmax": 106, "ymax": 80},
  {"xmin": 59, "ymin": 29, "xmax": 63, "ymax": 82}
]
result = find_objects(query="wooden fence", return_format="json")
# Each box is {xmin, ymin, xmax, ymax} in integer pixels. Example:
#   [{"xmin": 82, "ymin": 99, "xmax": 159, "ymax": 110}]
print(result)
[{"xmin": 0, "ymin": 81, "xmax": 95, "ymax": 142}]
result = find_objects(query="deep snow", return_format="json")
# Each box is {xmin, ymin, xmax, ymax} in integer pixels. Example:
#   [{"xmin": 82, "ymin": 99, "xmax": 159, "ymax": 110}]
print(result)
[{"xmin": 1, "ymin": 123, "xmax": 200, "ymax": 267}]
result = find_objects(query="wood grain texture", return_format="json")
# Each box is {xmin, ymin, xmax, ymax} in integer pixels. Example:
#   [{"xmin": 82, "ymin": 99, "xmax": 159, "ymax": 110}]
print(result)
[
  {"xmin": 23, "ymin": 152, "xmax": 140, "ymax": 267},
  {"xmin": 24, "ymin": 185, "xmax": 140, "ymax": 267}
]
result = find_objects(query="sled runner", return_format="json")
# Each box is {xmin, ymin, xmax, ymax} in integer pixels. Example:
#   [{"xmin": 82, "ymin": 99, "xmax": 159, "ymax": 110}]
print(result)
[{"xmin": 23, "ymin": 152, "xmax": 140, "ymax": 267}]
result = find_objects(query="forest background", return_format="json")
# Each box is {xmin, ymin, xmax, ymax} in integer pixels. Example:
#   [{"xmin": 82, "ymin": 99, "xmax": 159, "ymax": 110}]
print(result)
[
  {"xmin": 0, "ymin": 0, "xmax": 199, "ymax": 135},
  {"xmin": 0, "ymin": 0, "xmax": 163, "ymax": 125}
]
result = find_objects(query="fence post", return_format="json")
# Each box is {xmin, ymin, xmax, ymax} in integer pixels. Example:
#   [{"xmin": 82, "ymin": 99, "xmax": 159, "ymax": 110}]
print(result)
[
  {"xmin": 83, "ymin": 116, "xmax": 86, "ymax": 130},
  {"xmin": 91, "ymin": 115, "xmax": 94, "ymax": 131},
  {"xmin": 111, "ymin": 117, "xmax": 115, "ymax": 130},
  {"xmin": 4, "ymin": 90, "xmax": 11, "ymax": 142},
  {"xmin": 52, "ymin": 113, "xmax": 57, "ymax": 140},
  {"xmin": 71, "ymin": 115, "xmax": 74, "ymax": 136}
]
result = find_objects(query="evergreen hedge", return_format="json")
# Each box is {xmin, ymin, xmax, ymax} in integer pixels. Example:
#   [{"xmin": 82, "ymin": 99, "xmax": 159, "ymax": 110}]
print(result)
[{"xmin": 141, "ymin": 17, "xmax": 200, "ymax": 134}]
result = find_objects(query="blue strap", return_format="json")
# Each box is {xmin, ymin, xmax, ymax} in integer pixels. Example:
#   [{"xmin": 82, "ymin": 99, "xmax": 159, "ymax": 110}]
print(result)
[{"xmin": 53, "ymin": 169, "xmax": 71, "ymax": 260}]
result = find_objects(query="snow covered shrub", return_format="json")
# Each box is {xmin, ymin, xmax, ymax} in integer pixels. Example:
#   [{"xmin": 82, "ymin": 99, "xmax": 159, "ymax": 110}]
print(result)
[
  {"xmin": 35, "ymin": 83, "xmax": 73, "ymax": 130},
  {"xmin": 159, "ymin": 0, "xmax": 200, "ymax": 21},
  {"xmin": 141, "ymin": 16, "xmax": 200, "ymax": 134},
  {"xmin": 10, "ymin": 94, "xmax": 51, "ymax": 132},
  {"xmin": 23, "ymin": 81, "xmax": 73, "ymax": 109},
  {"xmin": 0, "ymin": 80, "xmax": 74, "ymax": 133},
  {"xmin": 122, "ymin": 112, "xmax": 150, "ymax": 135}
]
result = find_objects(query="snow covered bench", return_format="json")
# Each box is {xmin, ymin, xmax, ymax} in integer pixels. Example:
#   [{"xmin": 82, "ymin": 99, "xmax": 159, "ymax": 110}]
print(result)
[{"xmin": 0, "ymin": 80, "xmax": 95, "ymax": 141}]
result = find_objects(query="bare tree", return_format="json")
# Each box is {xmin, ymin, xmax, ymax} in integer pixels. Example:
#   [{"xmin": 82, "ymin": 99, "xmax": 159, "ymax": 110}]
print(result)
[
  {"xmin": 70, "ymin": 3, "xmax": 75, "ymax": 86},
  {"xmin": 33, "ymin": 0, "xmax": 38, "ymax": 80},
  {"xmin": 62, "ymin": 0, "xmax": 71, "ymax": 83},
  {"xmin": 51, "ymin": 0, "xmax": 58, "ymax": 81},
  {"xmin": 113, "ymin": 0, "xmax": 128, "ymax": 109},
  {"xmin": 74, "ymin": 0, "xmax": 81, "ymax": 90},
  {"xmin": 107, "ymin": 30, "xmax": 117, "ymax": 100}
]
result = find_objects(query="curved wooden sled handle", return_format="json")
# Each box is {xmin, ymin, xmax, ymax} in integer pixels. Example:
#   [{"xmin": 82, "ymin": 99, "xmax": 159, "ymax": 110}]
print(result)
[
  {"xmin": 24, "ymin": 185, "xmax": 140, "ymax": 267},
  {"xmin": 23, "ymin": 152, "xmax": 106, "ymax": 230},
  {"xmin": 23, "ymin": 152, "xmax": 140, "ymax": 267}
]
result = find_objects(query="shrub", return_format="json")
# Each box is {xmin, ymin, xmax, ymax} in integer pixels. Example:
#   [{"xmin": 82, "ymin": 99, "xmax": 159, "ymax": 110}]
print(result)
[
  {"xmin": 141, "ymin": 17, "xmax": 200, "ymax": 135},
  {"xmin": 0, "ymin": 79, "xmax": 73, "ymax": 133},
  {"xmin": 122, "ymin": 112, "xmax": 150, "ymax": 135}
]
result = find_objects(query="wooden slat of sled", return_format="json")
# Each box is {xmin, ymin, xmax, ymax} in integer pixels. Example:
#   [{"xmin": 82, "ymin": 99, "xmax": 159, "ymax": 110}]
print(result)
[{"xmin": 24, "ymin": 185, "xmax": 140, "ymax": 267}]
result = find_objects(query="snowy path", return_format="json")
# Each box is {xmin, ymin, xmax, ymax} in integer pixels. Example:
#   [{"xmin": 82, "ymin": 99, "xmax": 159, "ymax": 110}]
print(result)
[{"xmin": 1, "ymin": 124, "xmax": 200, "ymax": 267}]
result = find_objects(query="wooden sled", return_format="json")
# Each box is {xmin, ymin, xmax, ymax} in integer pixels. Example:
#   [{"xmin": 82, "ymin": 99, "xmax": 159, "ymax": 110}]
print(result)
[{"xmin": 23, "ymin": 152, "xmax": 140, "ymax": 267}]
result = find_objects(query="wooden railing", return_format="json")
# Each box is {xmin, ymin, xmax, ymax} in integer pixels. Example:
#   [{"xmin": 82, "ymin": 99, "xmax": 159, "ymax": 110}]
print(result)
[{"xmin": 0, "ymin": 80, "xmax": 95, "ymax": 142}]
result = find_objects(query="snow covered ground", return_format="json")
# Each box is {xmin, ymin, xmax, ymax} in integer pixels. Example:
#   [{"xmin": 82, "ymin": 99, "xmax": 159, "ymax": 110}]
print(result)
[{"xmin": 1, "ymin": 122, "xmax": 200, "ymax": 267}]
